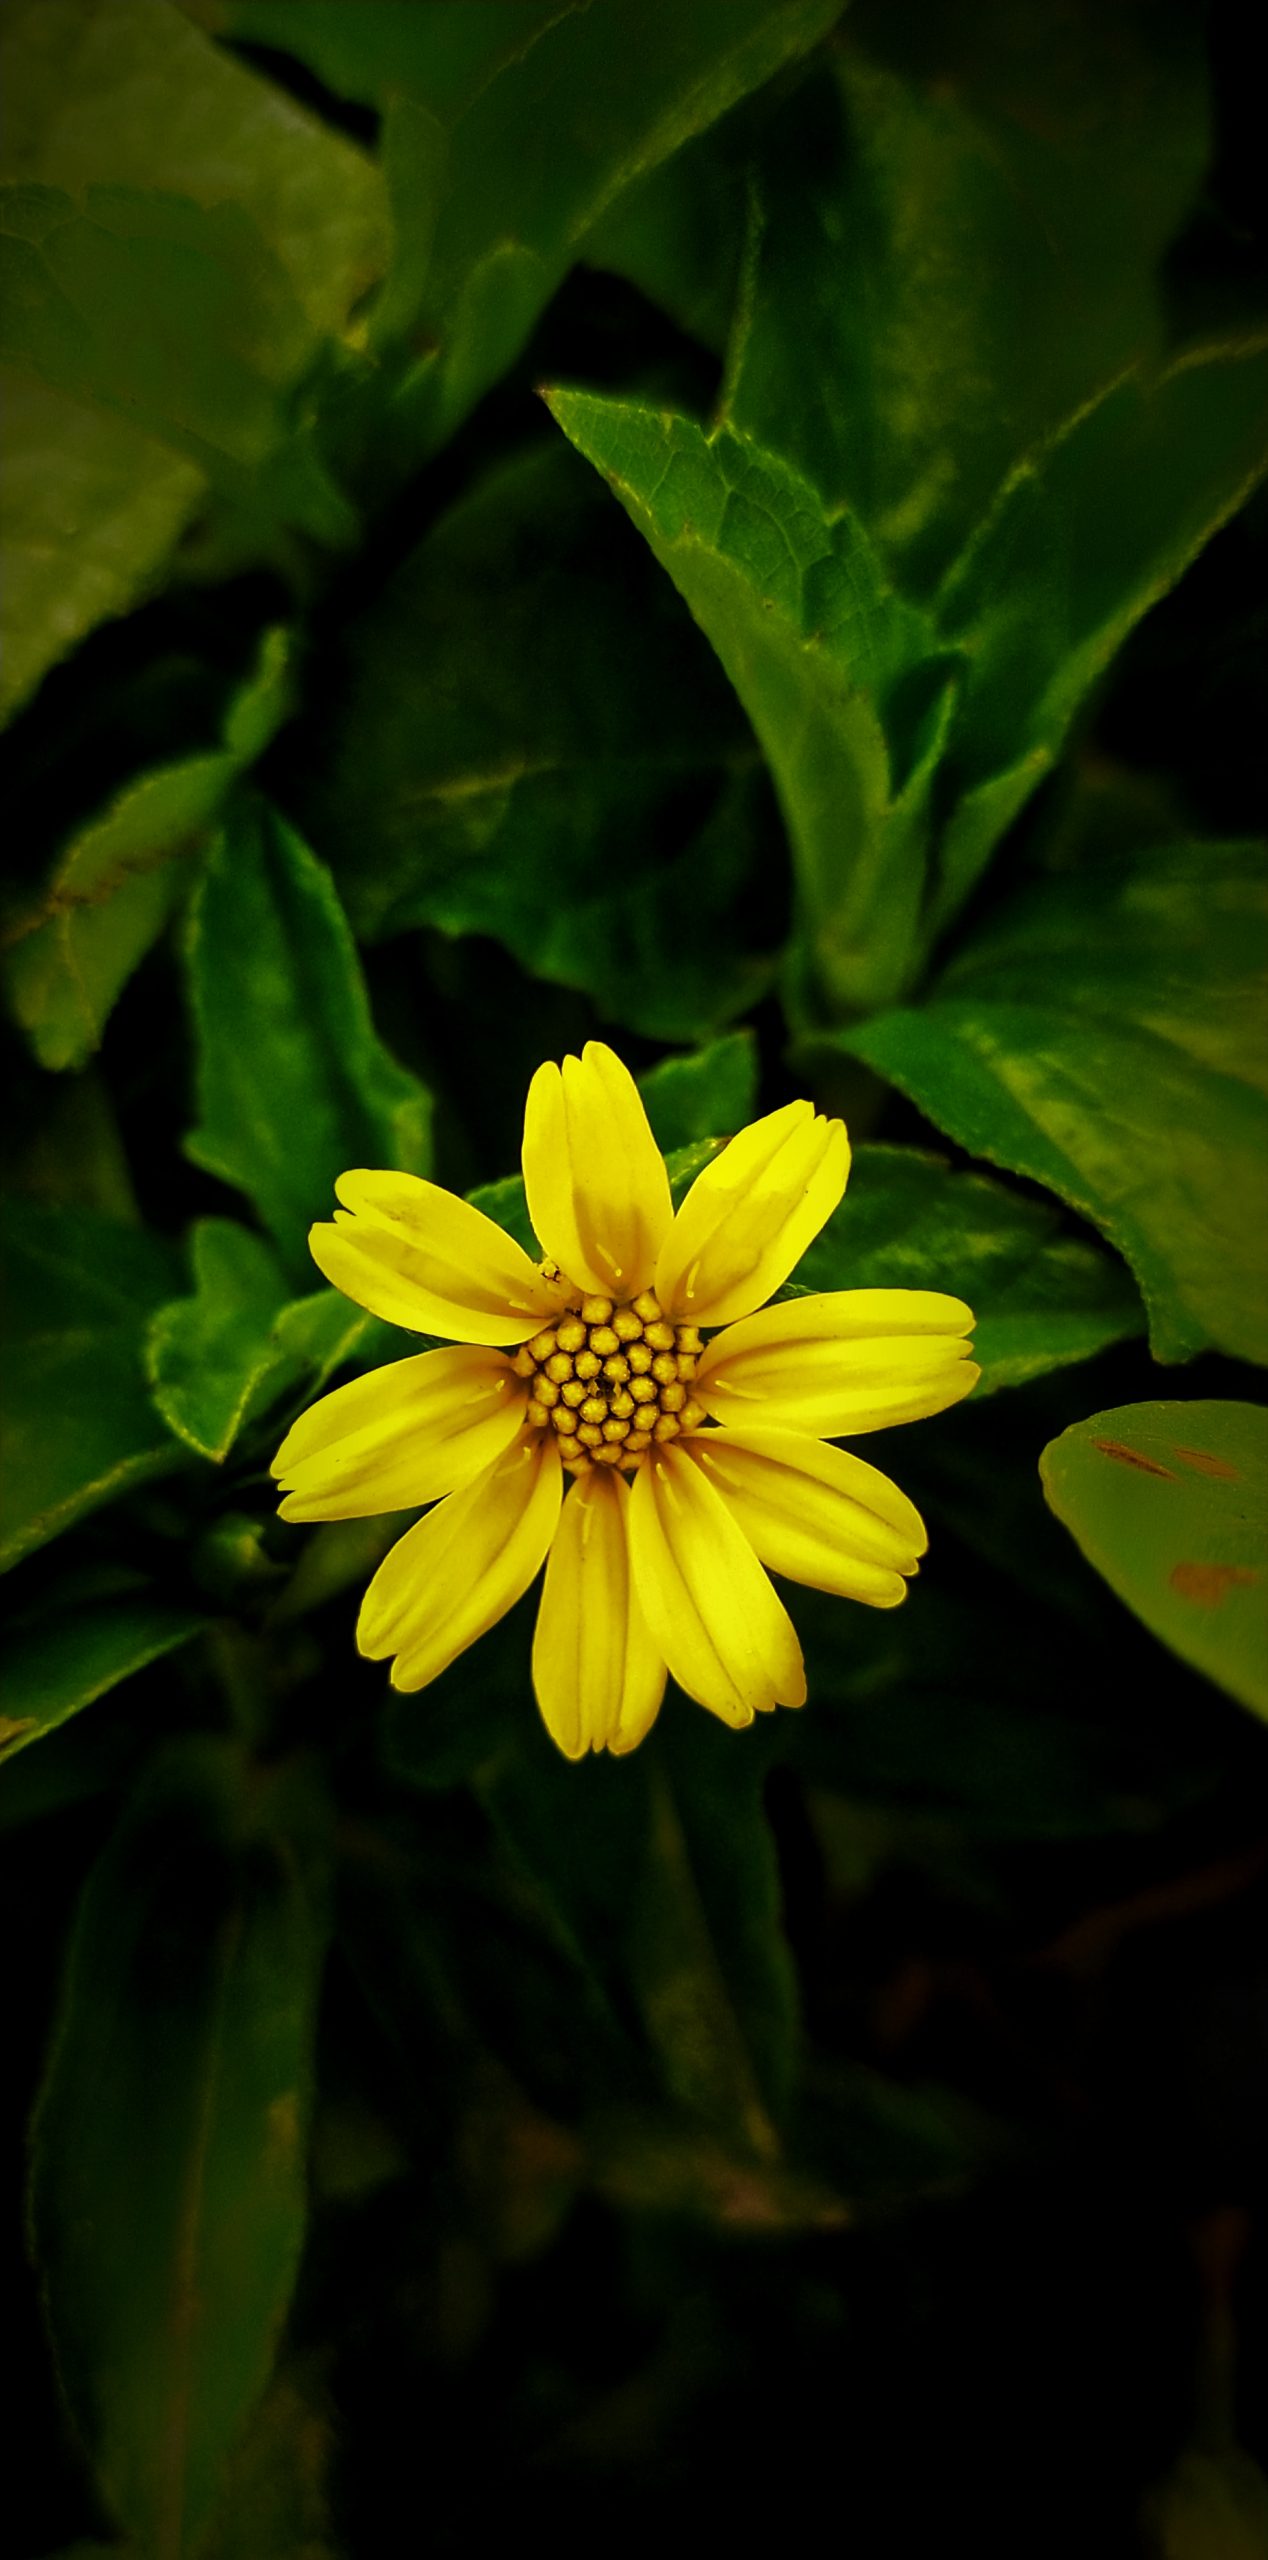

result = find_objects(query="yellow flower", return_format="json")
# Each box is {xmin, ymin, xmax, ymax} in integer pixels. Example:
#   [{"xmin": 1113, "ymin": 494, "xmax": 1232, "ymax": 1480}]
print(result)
[{"xmin": 272, "ymin": 1044, "xmax": 978, "ymax": 1757}]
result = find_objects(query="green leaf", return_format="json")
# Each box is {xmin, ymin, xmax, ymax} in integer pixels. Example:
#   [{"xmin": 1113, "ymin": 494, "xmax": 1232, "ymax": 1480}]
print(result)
[
  {"xmin": 182, "ymin": 801, "xmax": 432, "ymax": 1278},
  {"xmin": 0, "ymin": 181, "xmax": 352, "ymax": 543},
  {"xmin": 793, "ymin": 1143, "xmax": 1145, "ymax": 1393},
  {"xmin": 636, "ymin": 1031, "xmax": 758, "ymax": 1151},
  {"xmin": 546, "ymin": 391, "xmax": 946, "ymax": 1015},
  {"xmin": 0, "ymin": 368, "xmax": 204, "ymax": 727},
  {"xmin": 148, "ymin": 1217, "xmax": 405, "ymax": 1466},
  {"xmin": 29, "ymin": 1737, "xmax": 329, "ymax": 2560},
  {"xmin": 0, "ymin": 1206, "xmax": 182, "ymax": 1572},
  {"xmin": 842, "ymin": 838, "xmax": 1268, "ymax": 1365},
  {"xmin": 3, "ymin": 626, "xmax": 293, "ymax": 1072},
  {"xmin": 301, "ymin": 441, "xmax": 767, "ymax": 1040},
  {"xmin": 0, "ymin": 0, "xmax": 387, "ymax": 338},
  {"xmin": 723, "ymin": 1, "xmax": 1209, "ymax": 590},
  {"xmin": 0, "ymin": 1582, "xmax": 206, "ymax": 1762},
  {"xmin": 1040, "ymin": 1401, "xmax": 1268, "ymax": 1722},
  {"xmin": 928, "ymin": 340, "xmax": 1268, "ymax": 931},
  {"xmin": 197, "ymin": 2361, "xmax": 337, "ymax": 2560}
]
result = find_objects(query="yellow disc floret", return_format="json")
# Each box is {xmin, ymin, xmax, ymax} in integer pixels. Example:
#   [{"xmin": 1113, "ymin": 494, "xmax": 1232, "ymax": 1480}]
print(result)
[{"xmin": 513, "ymin": 1284, "xmax": 705, "ymax": 1472}]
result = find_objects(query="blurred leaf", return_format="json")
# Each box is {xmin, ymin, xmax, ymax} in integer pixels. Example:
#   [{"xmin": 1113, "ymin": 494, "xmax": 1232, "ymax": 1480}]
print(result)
[
  {"xmin": 1142, "ymin": 2447, "xmax": 1268, "ymax": 2560},
  {"xmin": 303, "ymin": 441, "xmax": 769, "ymax": 1041},
  {"xmin": 0, "ymin": 1582, "xmax": 206, "ymax": 1762},
  {"xmin": 929, "ymin": 340, "xmax": 1268, "ymax": 932},
  {"xmin": 0, "ymin": 1206, "xmax": 181, "ymax": 1571},
  {"xmin": 198, "ymin": 2360, "xmax": 337, "ymax": 2560},
  {"xmin": 29, "ymin": 1737, "xmax": 329, "ymax": 2560},
  {"xmin": 725, "ymin": 0, "xmax": 1209, "ymax": 590},
  {"xmin": 796, "ymin": 1143, "xmax": 1145, "ymax": 1394},
  {"xmin": 0, "ymin": 369, "xmax": 204, "ymax": 727},
  {"xmin": 183, "ymin": 800, "xmax": 432, "ymax": 1278},
  {"xmin": 637, "ymin": 1031, "xmax": 758, "ymax": 1151},
  {"xmin": 842, "ymin": 839, "xmax": 1268, "ymax": 1364},
  {"xmin": 0, "ymin": 0, "xmax": 387, "ymax": 337},
  {"xmin": 0, "ymin": 181, "xmax": 352, "ymax": 543},
  {"xmin": 1040, "ymin": 1401, "xmax": 1268, "ymax": 1721},
  {"xmin": 3, "ymin": 625, "xmax": 292, "ymax": 1072},
  {"xmin": 546, "ymin": 391, "xmax": 947, "ymax": 1015}
]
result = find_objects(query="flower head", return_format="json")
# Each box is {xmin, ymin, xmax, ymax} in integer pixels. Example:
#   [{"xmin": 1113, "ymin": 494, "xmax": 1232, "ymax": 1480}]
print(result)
[{"xmin": 272, "ymin": 1045, "xmax": 977, "ymax": 1756}]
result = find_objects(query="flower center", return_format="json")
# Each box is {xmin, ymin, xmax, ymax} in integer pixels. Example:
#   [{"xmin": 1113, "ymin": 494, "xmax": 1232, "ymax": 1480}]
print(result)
[{"xmin": 514, "ymin": 1285, "xmax": 706, "ymax": 1473}]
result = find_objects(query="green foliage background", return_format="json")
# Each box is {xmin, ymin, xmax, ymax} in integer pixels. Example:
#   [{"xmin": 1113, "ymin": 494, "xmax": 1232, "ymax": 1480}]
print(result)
[{"xmin": 2, "ymin": 2, "xmax": 1266, "ymax": 2551}]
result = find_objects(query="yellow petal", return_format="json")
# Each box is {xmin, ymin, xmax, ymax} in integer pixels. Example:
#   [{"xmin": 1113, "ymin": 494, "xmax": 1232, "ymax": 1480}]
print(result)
[
  {"xmin": 696, "ymin": 1289, "xmax": 979, "ymax": 1435},
  {"xmin": 531, "ymin": 1469, "xmax": 667, "ymax": 1760},
  {"xmin": 687, "ymin": 1425, "xmax": 926, "ymax": 1607},
  {"xmin": 654, "ymin": 1101, "xmax": 850, "ymax": 1327},
  {"xmin": 271, "ymin": 1346, "xmax": 528, "ymax": 1522},
  {"xmin": 310, "ymin": 1171, "xmax": 564, "ymax": 1344},
  {"xmin": 358, "ymin": 1432, "xmax": 562, "ymax": 1692},
  {"xmin": 522, "ymin": 1041, "xmax": 673, "ymax": 1299},
  {"xmin": 627, "ymin": 1442, "xmax": 805, "ymax": 1727}
]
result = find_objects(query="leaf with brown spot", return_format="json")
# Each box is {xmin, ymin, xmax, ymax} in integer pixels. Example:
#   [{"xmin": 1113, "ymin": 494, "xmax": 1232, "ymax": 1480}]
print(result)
[{"xmin": 1042, "ymin": 1400, "xmax": 1268, "ymax": 1722}]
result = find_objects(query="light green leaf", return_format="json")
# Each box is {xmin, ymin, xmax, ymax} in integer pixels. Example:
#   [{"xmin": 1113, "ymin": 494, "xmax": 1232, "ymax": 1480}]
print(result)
[
  {"xmin": 0, "ymin": 181, "xmax": 352, "ymax": 544},
  {"xmin": 842, "ymin": 839, "xmax": 1268, "ymax": 1365},
  {"xmin": 29, "ymin": 1737, "xmax": 329, "ymax": 2560},
  {"xmin": 0, "ymin": 369, "xmax": 204, "ymax": 727},
  {"xmin": 637, "ymin": 1031, "xmax": 758, "ymax": 1152},
  {"xmin": 723, "ymin": 1, "xmax": 1209, "ymax": 590},
  {"xmin": 794, "ymin": 1144, "xmax": 1144, "ymax": 1393},
  {"xmin": 0, "ymin": 0, "xmax": 388, "ymax": 337},
  {"xmin": 0, "ymin": 1206, "xmax": 183, "ymax": 1571},
  {"xmin": 301, "ymin": 441, "xmax": 766, "ymax": 1040},
  {"xmin": 183, "ymin": 801, "xmax": 432, "ymax": 1278},
  {"xmin": 546, "ymin": 391, "xmax": 947, "ymax": 1015},
  {"xmin": 4, "ymin": 626, "xmax": 293, "ymax": 1071},
  {"xmin": 1040, "ymin": 1401, "xmax": 1268, "ymax": 1722},
  {"xmin": 0, "ymin": 1583, "xmax": 206, "ymax": 1761},
  {"xmin": 928, "ymin": 340, "xmax": 1268, "ymax": 931}
]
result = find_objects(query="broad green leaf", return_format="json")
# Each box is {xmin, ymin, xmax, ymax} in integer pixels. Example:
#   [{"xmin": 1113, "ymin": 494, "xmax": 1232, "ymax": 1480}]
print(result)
[
  {"xmin": 0, "ymin": 0, "xmax": 387, "ymax": 338},
  {"xmin": 198, "ymin": 2362, "xmax": 338, "ymax": 2560},
  {"xmin": 928, "ymin": 340, "xmax": 1268, "ymax": 932},
  {"xmin": 183, "ymin": 801, "xmax": 432, "ymax": 1278},
  {"xmin": 547, "ymin": 391, "xmax": 948, "ymax": 1014},
  {"xmin": 842, "ymin": 840, "xmax": 1268, "ymax": 1365},
  {"xmin": 0, "ymin": 1583, "xmax": 206, "ymax": 1761},
  {"xmin": 4, "ymin": 626, "xmax": 292, "ymax": 1071},
  {"xmin": 1040, "ymin": 1401, "xmax": 1268, "ymax": 1721},
  {"xmin": 300, "ymin": 441, "xmax": 767, "ymax": 1040},
  {"xmin": 637, "ymin": 1031, "xmax": 758, "ymax": 1151},
  {"xmin": 724, "ymin": 1, "xmax": 1208, "ymax": 590},
  {"xmin": 148, "ymin": 1216, "xmax": 405, "ymax": 1466},
  {"xmin": 29, "ymin": 1737, "xmax": 329, "ymax": 2560},
  {"xmin": 0, "ymin": 182, "xmax": 352, "ymax": 544},
  {"xmin": 0, "ymin": 1206, "xmax": 182, "ymax": 1571},
  {"xmin": 0, "ymin": 369, "xmax": 203, "ymax": 726},
  {"xmin": 359, "ymin": 0, "xmax": 844, "ymax": 449}
]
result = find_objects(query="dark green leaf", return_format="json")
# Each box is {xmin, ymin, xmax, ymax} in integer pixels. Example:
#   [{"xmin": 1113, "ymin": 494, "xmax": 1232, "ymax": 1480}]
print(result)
[
  {"xmin": 1040, "ymin": 1400, "xmax": 1268, "ymax": 1721},
  {"xmin": 928, "ymin": 340, "xmax": 1268, "ymax": 931},
  {"xmin": 29, "ymin": 1737, "xmax": 329, "ymax": 2560},
  {"xmin": 0, "ymin": 1206, "xmax": 182, "ymax": 1571},
  {"xmin": 842, "ymin": 839, "xmax": 1268, "ymax": 1364},
  {"xmin": 4, "ymin": 626, "xmax": 293, "ymax": 1071},
  {"xmin": 546, "ymin": 391, "xmax": 945, "ymax": 1014},
  {"xmin": 725, "ymin": 1, "xmax": 1209, "ymax": 590},
  {"xmin": 0, "ymin": 1583, "xmax": 206, "ymax": 1762},
  {"xmin": 636, "ymin": 1031, "xmax": 758, "ymax": 1151},
  {"xmin": 796, "ymin": 1143, "xmax": 1145, "ymax": 1393},
  {"xmin": 182, "ymin": 801, "xmax": 432, "ymax": 1278},
  {"xmin": 302, "ymin": 441, "xmax": 768, "ymax": 1041},
  {"xmin": 0, "ymin": 368, "xmax": 204, "ymax": 727},
  {"xmin": 147, "ymin": 1220, "xmax": 289, "ymax": 1464}
]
